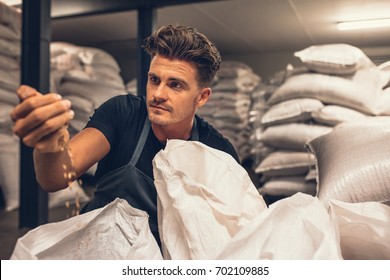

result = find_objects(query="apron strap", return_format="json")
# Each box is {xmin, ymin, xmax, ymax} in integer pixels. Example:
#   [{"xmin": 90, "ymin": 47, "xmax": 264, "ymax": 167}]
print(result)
[
  {"xmin": 190, "ymin": 117, "xmax": 199, "ymax": 141},
  {"xmin": 129, "ymin": 116, "xmax": 199, "ymax": 165},
  {"xmin": 129, "ymin": 116, "xmax": 150, "ymax": 166}
]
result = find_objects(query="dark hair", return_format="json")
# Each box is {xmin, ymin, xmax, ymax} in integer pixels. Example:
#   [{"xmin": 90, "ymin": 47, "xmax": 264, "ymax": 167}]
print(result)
[{"xmin": 142, "ymin": 24, "xmax": 221, "ymax": 87}]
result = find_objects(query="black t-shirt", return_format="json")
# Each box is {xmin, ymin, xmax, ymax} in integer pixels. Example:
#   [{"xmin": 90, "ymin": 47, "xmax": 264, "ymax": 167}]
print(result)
[{"xmin": 85, "ymin": 94, "xmax": 240, "ymax": 181}]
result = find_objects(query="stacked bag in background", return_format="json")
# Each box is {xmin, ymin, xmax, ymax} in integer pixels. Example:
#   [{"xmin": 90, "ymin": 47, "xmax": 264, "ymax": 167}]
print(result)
[
  {"xmin": 0, "ymin": 2, "xmax": 127, "ymax": 211},
  {"xmin": 0, "ymin": 2, "xmax": 22, "ymax": 211},
  {"xmin": 50, "ymin": 42, "xmax": 127, "ymax": 135},
  {"xmin": 125, "ymin": 77, "xmax": 138, "ymax": 96},
  {"xmin": 197, "ymin": 61, "xmax": 261, "ymax": 162},
  {"xmin": 253, "ymin": 44, "xmax": 390, "ymax": 204},
  {"xmin": 308, "ymin": 117, "xmax": 390, "ymax": 206},
  {"xmin": 0, "ymin": 1, "xmax": 20, "ymax": 106}
]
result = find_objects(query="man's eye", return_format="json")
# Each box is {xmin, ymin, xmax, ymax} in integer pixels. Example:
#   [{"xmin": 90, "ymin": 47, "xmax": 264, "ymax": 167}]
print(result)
[
  {"xmin": 149, "ymin": 76, "xmax": 159, "ymax": 84},
  {"xmin": 170, "ymin": 82, "xmax": 182, "ymax": 89}
]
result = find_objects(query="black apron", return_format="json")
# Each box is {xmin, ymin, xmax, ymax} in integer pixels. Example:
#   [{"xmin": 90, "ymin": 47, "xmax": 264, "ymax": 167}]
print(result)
[{"xmin": 81, "ymin": 117, "xmax": 199, "ymax": 247}]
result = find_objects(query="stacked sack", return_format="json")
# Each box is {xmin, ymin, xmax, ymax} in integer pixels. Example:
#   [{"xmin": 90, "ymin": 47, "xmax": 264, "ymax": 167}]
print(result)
[
  {"xmin": 255, "ymin": 44, "xmax": 390, "ymax": 204},
  {"xmin": 51, "ymin": 42, "xmax": 127, "ymax": 135},
  {"xmin": 0, "ymin": 3, "xmax": 21, "ymax": 211},
  {"xmin": 125, "ymin": 77, "xmax": 138, "ymax": 96},
  {"xmin": 0, "ymin": 2, "xmax": 20, "ymax": 103},
  {"xmin": 197, "ymin": 61, "xmax": 261, "ymax": 162},
  {"xmin": 0, "ymin": 1, "xmax": 124, "ymax": 210}
]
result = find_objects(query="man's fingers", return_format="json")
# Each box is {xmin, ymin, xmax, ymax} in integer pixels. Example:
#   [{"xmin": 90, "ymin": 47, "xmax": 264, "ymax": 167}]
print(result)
[
  {"xmin": 21, "ymin": 110, "xmax": 74, "ymax": 148},
  {"xmin": 10, "ymin": 93, "xmax": 65, "ymax": 123},
  {"xmin": 13, "ymin": 98, "xmax": 71, "ymax": 136},
  {"xmin": 16, "ymin": 85, "xmax": 41, "ymax": 101}
]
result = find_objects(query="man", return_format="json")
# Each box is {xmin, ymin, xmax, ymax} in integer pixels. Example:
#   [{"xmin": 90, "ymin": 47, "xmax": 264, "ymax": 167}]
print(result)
[{"xmin": 11, "ymin": 24, "xmax": 239, "ymax": 246}]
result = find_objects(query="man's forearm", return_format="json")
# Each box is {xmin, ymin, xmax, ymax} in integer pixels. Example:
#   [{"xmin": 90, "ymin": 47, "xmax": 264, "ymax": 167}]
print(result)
[{"xmin": 33, "ymin": 147, "xmax": 76, "ymax": 192}]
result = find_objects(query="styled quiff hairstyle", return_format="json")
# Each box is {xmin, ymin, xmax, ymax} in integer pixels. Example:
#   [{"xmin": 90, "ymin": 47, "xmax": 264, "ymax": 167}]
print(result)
[{"xmin": 142, "ymin": 24, "xmax": 221, "ymax": 87}]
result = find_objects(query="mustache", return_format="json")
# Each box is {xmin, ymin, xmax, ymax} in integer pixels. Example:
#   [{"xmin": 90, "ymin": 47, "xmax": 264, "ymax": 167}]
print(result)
[{"xmin": 148, "ymin": 100, "xmax": 172, "ymax": 111}]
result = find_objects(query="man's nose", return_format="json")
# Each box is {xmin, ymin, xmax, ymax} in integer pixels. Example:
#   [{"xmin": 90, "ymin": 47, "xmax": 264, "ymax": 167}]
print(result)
[{"xmin": 153, "ymin": 84, "xmax": 167, "ymax": 100}]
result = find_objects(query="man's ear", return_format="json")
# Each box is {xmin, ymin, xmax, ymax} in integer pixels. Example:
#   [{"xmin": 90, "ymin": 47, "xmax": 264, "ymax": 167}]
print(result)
[{"xmin": 197, "ymin": 87, "xmax": 211, "ymax": 108}]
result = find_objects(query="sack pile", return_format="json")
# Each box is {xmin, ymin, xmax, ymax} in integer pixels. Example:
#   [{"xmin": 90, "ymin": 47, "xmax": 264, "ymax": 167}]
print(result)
[
  {"xmin": 254, "ymin": 44, "xmax": 390, "ymax": 203},
  {"xmin": 0, "ymin": 2, "xmax": 20, "ymax": 107},
  {"xmin": 51, "ymin": 42, "xmax": 126, "ymax": 134},
  {"xmin": 0, "ymin": 2, "xmax": 127, "ymax": 210},
  {"xmin": 197, "ymin": 61, "xmax": 261, "ymax": 162},
  {"xmin": 0, "ymin": 4, "xmax": 89, "ymax": 211},
  {"xmin": 307, "ymin": 117, "xmax": 390, "ymax": 205},
  {"xmin": 0, "ymin": 3, "xmax": 21, "ymax": 211}
]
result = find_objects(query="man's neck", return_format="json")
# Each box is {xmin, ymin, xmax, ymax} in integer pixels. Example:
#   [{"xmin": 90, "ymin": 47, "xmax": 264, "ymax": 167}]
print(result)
[{"xmin": 151, "ymin": 121, "xmax": 193, "ymax": 143}]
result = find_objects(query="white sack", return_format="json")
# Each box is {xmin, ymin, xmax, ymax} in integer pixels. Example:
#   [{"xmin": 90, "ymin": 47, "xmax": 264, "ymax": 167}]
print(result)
[
  {"xmin": 0, "ymin": 133, "xmax": 19, "ymax": 211},
  {"xmin": 262, "ymin": 98, "xmax": 324, "ymax": 126},
  {"xmin": 11, "ymin": 198, "xmax": 163, "ymax": 260},
  {"xmin": 294, "ymin": 44, "xmax": 373, "ymax": 75},
  {"xmin": 0, "ymin": 68, "xmax": 19, "ymax": 90},
  {"xmin": 0, "ymin": 22, "xmax": 20, "ymax": 41},
  {"xmin": 63, "ymin": 69, "xmax": 124, "ymax": 90},
  {"xmin": 255, "ymin": 150, "xmax": 316, "ymax": 177},
  {"xmin": 0, "ymin": 2, "xmax": 21, "ymax": 31},
  {"xmin": 0, "ymin": 102, "xmax": 13, "ymax": 133},
  {"xmin": 307, "ymin": 118, "xmax": 390, "ymax": 204},
  {"xmin": 51, "ymin": 42, "xmax": 121, "ymax": 72},
  {"xmin": 216, "ymin": 193, "xmax": 342, "ymax": 260},
  {"xmin": 0, "ymin": 52, "xmax": 19, "ymax": 69},
  {"xmin": 57, "ymin": 80, "xmax": 126, "ymax": 109},
  {"xmin": 267, "ymin": 68, "xmax": 389, "ymax": 115},
  {"xmin": 153, "ymin": 140, "xmax": 267, "ymax": 260},
  {"xmin": 258, "ymin": 175, "xmax": 317, "ymax": 197},
  {"xmin": 311, "ymin": 105, "xmax": 367, "ymax": 126},
  {"xmin": 0, "ymin": 86, "xmax": 18, "ymax": 105},
  {"xmin": 216, "ymin": 60, "xmax": 253, "ymax": 79},
  {"xmin": 213, "ymin": 72, "xmax": 260, "ymax": 93},
  {"xmin": 329, "ymin": 199, "xmax": 390, "ymax": 260},
  {"xmin": 0, "ymin": 37, "xmax": 20, "ymax": 57},
  {"xmin": 261, "ymin": 123, "xmax": 332, "ymax": 151}
]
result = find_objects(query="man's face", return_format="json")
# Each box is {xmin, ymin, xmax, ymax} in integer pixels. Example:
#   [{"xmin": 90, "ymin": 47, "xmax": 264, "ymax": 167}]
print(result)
[{"xmin": 146, "ymin": 55, "xmax": 209, "ymax": 128}]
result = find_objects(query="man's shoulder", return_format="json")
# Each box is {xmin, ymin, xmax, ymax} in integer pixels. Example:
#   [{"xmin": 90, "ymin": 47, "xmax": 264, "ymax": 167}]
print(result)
[
  {"xmin": 108, "ymin": 93, "xmax": 146, "ymax": 112},
  {"xmin": 113, "ymin": 93, "xmax": 144, "ymax": 104},
  {"xmin": 195, "ymin": 115, "xmax": 240, "ymax": 163}
]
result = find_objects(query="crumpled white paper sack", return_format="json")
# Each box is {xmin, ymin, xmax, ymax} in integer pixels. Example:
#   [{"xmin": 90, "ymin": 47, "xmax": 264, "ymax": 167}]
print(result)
[
  {"xmin": 216, "ymin": 193, "xmax": 343, "ymax": 260},
  {"xmin": 11, "ymin": 198, "xmax": 162, "ymax": 260},
  {"xmin": 329, "ymin": 199, "xmax": 390, "ymax": 260},
  {"xmin": 153, "ymin": 139, "xmax": 267, "ymax": 259}
]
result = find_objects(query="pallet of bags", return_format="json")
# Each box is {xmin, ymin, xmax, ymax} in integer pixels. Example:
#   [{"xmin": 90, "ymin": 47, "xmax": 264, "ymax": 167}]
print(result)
[
  {"xmin": 270, "ymin": 43, "xmax": 390, "ymax": 116},
  {"xmin": 255, "ymin": 44, "xmax": 390, "ymax": 203},
  {"xmin": 0, "ymin": 2, "xmax": 20, "ymax": 106},
  {"xmin": 51, "ymin": 42, "xmax": 126, "ymax": 111},
  {"xmin": 197, "ymin": 61, "xmax": 261, "ymax": 162}
]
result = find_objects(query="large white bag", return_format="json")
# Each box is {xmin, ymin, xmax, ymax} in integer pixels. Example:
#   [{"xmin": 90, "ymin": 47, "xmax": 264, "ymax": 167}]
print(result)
[
  {"xmin": 11, "ymin": 198, "xmax": 163, "ymax": 260},
  {"xmin": 153, "ymin": 140, "xmax": 267, "ymax": 260},
  {"xmin": 307, "ymin": 117, "xmax": 390, "ymax": 204},
  {"xmin": 329, "ymin": 199, "xmax": 390, "ymax": 260},
  {"xmin": 216, "ymin": 193, "xmax": 343, "ymax": 260}
]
